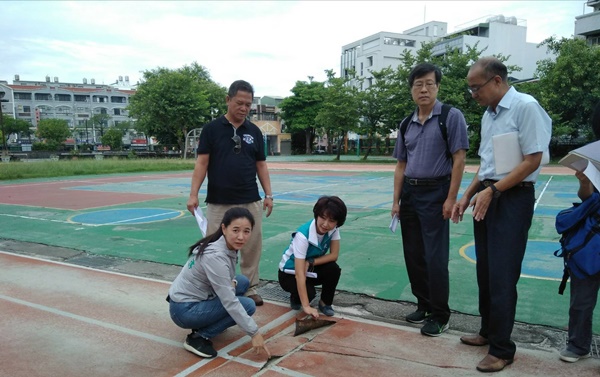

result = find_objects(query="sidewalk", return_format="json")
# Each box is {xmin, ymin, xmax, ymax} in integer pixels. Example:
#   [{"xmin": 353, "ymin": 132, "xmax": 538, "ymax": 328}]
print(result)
[{"xmin": 1, "ymin": 240, "xmax": 598, "ymax": 376}]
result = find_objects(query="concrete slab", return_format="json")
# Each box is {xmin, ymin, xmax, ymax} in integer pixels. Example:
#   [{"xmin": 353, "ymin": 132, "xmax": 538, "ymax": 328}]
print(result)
[{"xmin": 2, "ymin": 251, "xmax": 599, "ymax": 377}]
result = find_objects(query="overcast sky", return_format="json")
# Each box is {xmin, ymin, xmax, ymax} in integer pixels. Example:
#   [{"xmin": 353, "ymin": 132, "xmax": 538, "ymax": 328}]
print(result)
[{"xmin": 0, "ymin": 1, "xmax": 589, "ymax": 97}]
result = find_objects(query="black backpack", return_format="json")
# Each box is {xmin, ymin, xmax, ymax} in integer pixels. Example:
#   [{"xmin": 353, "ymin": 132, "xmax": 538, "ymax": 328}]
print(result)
[{"xmin": 399, "ymin": 104, "xmax": 453, "ymax": 159}]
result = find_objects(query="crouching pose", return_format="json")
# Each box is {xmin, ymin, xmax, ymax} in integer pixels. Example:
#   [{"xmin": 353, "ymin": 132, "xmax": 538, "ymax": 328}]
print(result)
[
  {"xmin": 168, "ymin": 207, "xmax": 270, "ymax": 359},
  {"xmin": 278, "ymin": 196, "xmax": 347, "ymax": 318}
]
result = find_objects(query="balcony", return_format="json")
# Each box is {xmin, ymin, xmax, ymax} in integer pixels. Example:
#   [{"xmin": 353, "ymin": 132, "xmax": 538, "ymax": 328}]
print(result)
[{"xmin": 575, "ymin": 7, "xmax": 600, "ymax": 37}]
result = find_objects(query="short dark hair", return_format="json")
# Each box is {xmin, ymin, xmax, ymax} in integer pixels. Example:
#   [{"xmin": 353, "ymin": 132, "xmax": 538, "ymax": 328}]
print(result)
[
  {"xmin": 473, "ymin": 57, "xmax": 508, "ymax": 82},
  {"xmin": 408, "ymin": 62, "xmax": 442, "ymax": 87},
  {"xmin": 313, "ymin": 196, "xmax": 347, "ymax": 227},
  {"xmin": 228, "ymin": 80, "xmax": 254, "ymax": 99},
  {"xmin": 188, "ymin": 207, "xmax": 254, "ymax": 256},
  {"xmin": 592, "ymin": 100, "xmax": 600, "ymax": 140}
]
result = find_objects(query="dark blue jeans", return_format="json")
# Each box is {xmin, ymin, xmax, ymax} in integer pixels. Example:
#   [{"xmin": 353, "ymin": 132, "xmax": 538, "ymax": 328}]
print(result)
[
  {"xmin": 169, "ymin": 274, "xmax": 255, "ymax": 340},
  {"xmin": 400, "ymin": 180, "xmax": 451, "ymax": 324},
  {"xmin": 473, "ymin": 183, "xmax": 534, "ymax": 360}
]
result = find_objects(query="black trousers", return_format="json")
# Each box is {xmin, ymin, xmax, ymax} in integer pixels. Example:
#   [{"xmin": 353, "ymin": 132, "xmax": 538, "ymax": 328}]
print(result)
[
  {"xmin": 473, "ymin": 183, "xmax": 534, "ymax": 360},
  {"xmin": 278, "ymin": 261, "xmax": 341, "ymax": 305},
  {"xmin": 400, "ymin": 180, "xmax": 451, "ymax": 323}
]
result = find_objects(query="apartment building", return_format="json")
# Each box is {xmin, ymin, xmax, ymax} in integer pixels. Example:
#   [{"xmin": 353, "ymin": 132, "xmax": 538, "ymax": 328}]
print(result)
[
  {"xmin": 0, "ymin": 75, "xmax": 135, "ymax": 130},
  {"xmin": 575, "ymin": 0, "xmax": 600, "ymax": 46},
  {"xmin": 341, "ymin": 21, "xmax": 447, "ymax": 89},
  {"xmin": 341, "ymin": 16, "xmax": 555, "ymax": 86}
]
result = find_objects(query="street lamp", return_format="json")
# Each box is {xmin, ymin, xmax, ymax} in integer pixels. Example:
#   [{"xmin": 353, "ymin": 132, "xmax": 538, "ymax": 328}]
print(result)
[{"xmin": 0, "ymin": 90, "xmax": 9, "ymax": 157}]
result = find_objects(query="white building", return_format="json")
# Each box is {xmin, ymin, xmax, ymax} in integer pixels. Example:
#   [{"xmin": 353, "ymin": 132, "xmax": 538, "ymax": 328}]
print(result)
[
  {"xmin": 341, "ymin": 21, "xmax": 447, "ymax": 89},
  {"xmin": 341, "ymin": 16, "xmax": 556, "ymax": 86},
  {"xmin": 575, "ymin": 0, "xmax": 600, "ymax": 46}
]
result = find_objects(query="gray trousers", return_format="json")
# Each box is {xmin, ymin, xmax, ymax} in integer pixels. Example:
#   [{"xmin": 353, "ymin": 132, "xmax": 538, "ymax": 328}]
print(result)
[{"xmin": 567, "ymin": 274, "xmax": 600, "ymax": 355}]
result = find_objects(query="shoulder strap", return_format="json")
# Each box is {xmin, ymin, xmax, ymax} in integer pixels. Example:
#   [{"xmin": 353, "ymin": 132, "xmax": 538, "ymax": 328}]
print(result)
[
  {"xmin": 400, "ymin": 104, "xmax": 453, "ymax": 159},
  {"xmin": 439, "ymin": 104, "xmax": 452, "ymax": 159}
]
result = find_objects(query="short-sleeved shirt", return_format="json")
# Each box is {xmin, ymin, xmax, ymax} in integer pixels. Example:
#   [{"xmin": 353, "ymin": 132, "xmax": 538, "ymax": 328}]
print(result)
[
  {"xmin": 197, "ymin": 116, "xmax": 266, "ymax": 204},
  {"xmin": 393, "ymin": 100, "xmax": 469, "ymax": 178},
  {"xmin": 477, "ymin": 87, "xmax": 552, "ymax": 182}
]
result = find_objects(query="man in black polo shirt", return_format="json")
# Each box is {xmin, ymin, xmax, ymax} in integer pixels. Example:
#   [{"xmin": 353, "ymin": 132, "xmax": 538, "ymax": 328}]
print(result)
[{"xmin": 187, "ymin": 80, "xmax": 274, "ymax": 306}]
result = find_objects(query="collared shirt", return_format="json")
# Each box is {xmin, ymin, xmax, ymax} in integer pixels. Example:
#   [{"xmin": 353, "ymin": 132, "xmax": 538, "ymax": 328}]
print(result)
[
  {"xmin": 197, "ymin": 116, "xmax": 266, "ymax": 204},
  {"xmin": 477, "ymin": 87, "xmax": 552, "ymax": 182},
  {"xmin": 393, "ymin": 100, "xmax": 469, "ymax": 178},
  {"xmin": 279, "ymin": 219, "xmax": 340, "ymax": 271}
]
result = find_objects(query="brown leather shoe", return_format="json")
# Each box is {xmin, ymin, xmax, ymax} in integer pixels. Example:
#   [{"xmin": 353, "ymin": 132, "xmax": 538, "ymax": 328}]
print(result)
[
  {"xmin": 248, "ymin": 294, "xmax": 263, "ymax": 306},
  {"xmin": 460, "ymin": 333, "xmax": 489, "ymax": 346},
  {"xmin": 476, "ymin": 354, "xmax": 513, "ymax": 373}
]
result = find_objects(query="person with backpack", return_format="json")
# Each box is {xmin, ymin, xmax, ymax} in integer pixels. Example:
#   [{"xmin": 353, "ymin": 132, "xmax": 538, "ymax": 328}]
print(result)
[
  {"xmin": 559, "ymin": 99, "xmax": 600, "ymax": 363},
  {"xmin": 390, "ymin": 62, "xmax": 469, "ymax": 337},
  {"xmin": 167, "ymin": 207, "xmax": 270, "ymax": 359},
  {"xmin": 452, "ymin": 57, "xmax": 552, "ymax": 372}
]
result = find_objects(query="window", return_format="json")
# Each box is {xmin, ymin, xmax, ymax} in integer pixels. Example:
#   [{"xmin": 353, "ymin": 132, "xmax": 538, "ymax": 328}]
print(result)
[
  {"xmin": 367, "ymin": 56, "xmax": 373, "ymax": 67},
  {"xmin": 114, "ymin": 108, "xmax": 121, "ymax": 115},
  {"xmin": 15, "ymin": 93, "xmax": 32, "ymax": 100}
]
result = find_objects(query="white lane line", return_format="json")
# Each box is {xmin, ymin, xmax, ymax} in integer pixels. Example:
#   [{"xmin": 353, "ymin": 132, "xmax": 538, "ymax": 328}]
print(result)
[
  {"xmin": 0, "ymin": 213, "xmax": 79, "ymax": 225},
  {"xmin": 99, "ymin": 210, "xmax": 183, "ymax": 226},
  {"xmin": 0, "ymin": 293, "xmax": 182, "ymax": 347},
  {"xmin": 535, "ymin": 175, "xmax": 553, "ymax": 211}
]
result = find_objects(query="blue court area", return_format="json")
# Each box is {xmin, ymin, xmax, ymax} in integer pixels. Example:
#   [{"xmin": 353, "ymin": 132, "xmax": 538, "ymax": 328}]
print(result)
[
  {"xmin": 69, "ymin": 208, "xmax": 184, "ymax": 226},
  {"xmin": 0, "ymin": 168, "xmax": 596, "ymax": 332}
]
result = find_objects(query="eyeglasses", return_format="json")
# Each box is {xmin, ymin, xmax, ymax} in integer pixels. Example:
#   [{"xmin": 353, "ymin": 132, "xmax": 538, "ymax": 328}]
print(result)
[
  {"xmin": 468, "ymin": 76, "xmax": 496, "ymax": 94},
  {"xmin": 232, "ymin": 127, "xmax": 241, "ymax": 154},
  {"xmin": 412, "ymin": 81, "xmax": 438, "ymax": 90}
]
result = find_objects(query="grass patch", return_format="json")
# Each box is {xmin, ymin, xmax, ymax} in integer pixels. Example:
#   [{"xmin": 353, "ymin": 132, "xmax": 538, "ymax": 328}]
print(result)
[{"xmin": 0, "ymin": 159, "xmax": 196, "ymax": 181}]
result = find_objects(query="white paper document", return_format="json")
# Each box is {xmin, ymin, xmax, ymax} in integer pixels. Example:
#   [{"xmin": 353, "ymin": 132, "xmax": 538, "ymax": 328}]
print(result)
[
  {"xmin": 558, "ymin": 140, "xmax": 600, "ymax": 172},
  {"xmin": 583, "ymin": 160, "xmax": 600, "ymax": 193},
  {"xmin": 493, "ymin": 132, "xmax": 549, "ymax": 174},
  {"xmin": 284, "ymin": 268, "xmax": 317, "ymax": 278},
  {"xmin": 389, "ymin": 214, "xmax": 399, "ymax": 233},
  {"xmin": 194, "ymin": 207, "xmax": 208, "ymax": 236}
]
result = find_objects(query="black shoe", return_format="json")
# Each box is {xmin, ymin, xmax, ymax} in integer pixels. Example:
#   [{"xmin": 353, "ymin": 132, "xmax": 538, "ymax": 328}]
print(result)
[
  {"xmin": 420, "ymin": 319, "xmax": 449, "ymax": 337},
  {"xmin": 406, "ymin": 310, "xmax": 431, "ymax": 324},
  {"xmin": 183, "ymin": 333, "xmax": 217, "ymax": 358}
]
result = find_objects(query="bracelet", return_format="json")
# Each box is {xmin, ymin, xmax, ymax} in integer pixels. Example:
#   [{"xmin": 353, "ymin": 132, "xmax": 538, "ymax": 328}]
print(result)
[{"xmin": 265, "ymin": 195, "xmax": 274, "ymax": 200}]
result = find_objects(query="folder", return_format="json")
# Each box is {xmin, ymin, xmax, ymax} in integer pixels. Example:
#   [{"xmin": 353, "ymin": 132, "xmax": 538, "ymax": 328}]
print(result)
[
  {"xmin": 284, "ymin": 268, "xmax": 317, "ymax": 278},
  {"xmin": 493, "ymin": 132, "xmax": 549, "ymax": 174}
]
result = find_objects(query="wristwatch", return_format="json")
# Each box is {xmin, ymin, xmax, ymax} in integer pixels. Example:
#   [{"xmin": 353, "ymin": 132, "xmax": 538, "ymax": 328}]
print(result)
[
  {"xmin": 265, "ymin": 195, "xmax": 274, "ymax": 200},
  {"xmin": 490, "ymin": 184, "xmax": 501, "ymax": 198}
]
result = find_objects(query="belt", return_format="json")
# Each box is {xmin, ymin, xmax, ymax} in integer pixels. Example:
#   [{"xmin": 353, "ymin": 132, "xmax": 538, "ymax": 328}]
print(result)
[
  {"xmin": 481, "ymin": 179, "xmax": 534, "ymax": 188},
  {"xmin": 404, "ymin": 175, "xmax": 450, "ymax": 186}
]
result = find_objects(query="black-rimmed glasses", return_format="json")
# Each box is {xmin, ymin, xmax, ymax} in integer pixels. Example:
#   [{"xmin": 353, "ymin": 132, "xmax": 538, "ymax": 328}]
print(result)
[
  {"xmin": 232, "ymin": 127, "xmax": 241, "ymax": 154},
  {"xmin": 468, "ymin": 76, "xmax": 496, "ymax": 94}
]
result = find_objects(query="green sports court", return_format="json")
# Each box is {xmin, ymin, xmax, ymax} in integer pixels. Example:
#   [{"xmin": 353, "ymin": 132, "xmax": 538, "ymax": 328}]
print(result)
[{"xmin": 0, "ymin": 159, "xmax": 595, "ymax": 333}]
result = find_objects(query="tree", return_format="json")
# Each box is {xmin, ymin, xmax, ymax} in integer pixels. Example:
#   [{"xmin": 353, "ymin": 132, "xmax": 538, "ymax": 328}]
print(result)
[
  {"xmin": 128, "ymin": 62, "xmax": 226, "ymax": 151},
  {"xmin": 36, "ymin": 119, "xmax": 70, "ymax": 151},
  {"xmin": 316, "ymin": 70, "xmax": 361, "ymax": 160},
  {"xmin": 279, "ymin": 77, "xmax": 326, "ymax": 154},
  {"xmin": 88, "ymin": 113, "xmax": 112, "ymax": 141},
  {"xmin": 534, "ymin": 37, "xmax": 600, "ymax": 143},
  {"xmin": 2, "ymin": 115, "xmax": 32, "ymax": 142},
  {"xmin": 101, "ymin": 128, "xmax": 123, "ymax": 150}
]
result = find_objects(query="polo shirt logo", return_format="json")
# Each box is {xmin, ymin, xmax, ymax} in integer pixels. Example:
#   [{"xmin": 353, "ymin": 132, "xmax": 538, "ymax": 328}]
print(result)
[{"xmin": 243, "ymin": 134, "xmax": 254, "ymax": 144}]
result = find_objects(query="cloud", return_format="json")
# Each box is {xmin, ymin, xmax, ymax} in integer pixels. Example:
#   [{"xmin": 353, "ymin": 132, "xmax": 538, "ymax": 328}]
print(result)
[{"xmin": 0, "ymin": 1, "xmax": 586, "ymax": 96}]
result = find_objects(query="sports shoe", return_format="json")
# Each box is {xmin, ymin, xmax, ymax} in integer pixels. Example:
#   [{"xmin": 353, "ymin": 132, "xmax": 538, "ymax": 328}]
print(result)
[
  {"xmin": 318, "ymin": 302, "xmax": 335, "ymax": 316},
  {"xmin": 290, "ymin": 296, "xmax": 301, "ymax": 310},
  {"xmin": 406, "ymin": 310, "xmax": 431, "ymax": 324},
  {"xmin": 559, "ymin": 348, "xmax": 591, "ymax": 363},
  {"xmin": 420, "ymin": 319, "xmax": 449, "ymax": 337},
  {"xmin": 183, "ymin": 333, "xmax": 217, "ymax": 358}
]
